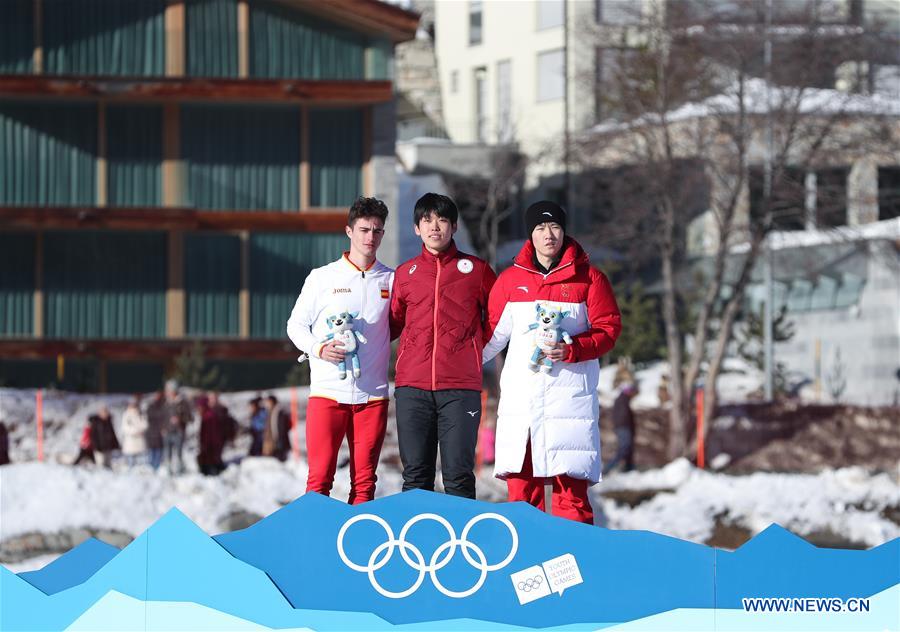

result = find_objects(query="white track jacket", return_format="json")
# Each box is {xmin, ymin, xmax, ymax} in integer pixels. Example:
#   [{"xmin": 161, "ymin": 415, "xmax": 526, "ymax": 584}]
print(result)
[{"xmin": 287, "ymin": 254, "xmax": 394, "ymax": 404}]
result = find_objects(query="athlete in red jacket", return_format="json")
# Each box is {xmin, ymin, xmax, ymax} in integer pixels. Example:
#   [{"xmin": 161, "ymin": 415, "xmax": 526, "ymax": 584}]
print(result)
[
  {"xmin": 390, "ymin": 193, "xmax": 496, "ymax": 498},
  {"xmin": 483, "ymin": 201, "xmax": 621, "ymax": 523}
]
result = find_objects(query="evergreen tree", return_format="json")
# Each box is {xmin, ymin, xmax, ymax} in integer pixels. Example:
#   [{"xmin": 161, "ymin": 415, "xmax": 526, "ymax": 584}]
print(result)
[
  {"xmin": 170, "ymin": 341, "xmax": 226, "ymax": 390},
  {"xmin": 609, "ymin": 280, "xmax": 666, "ymax": 365},
  {"xmin": 736, "ymin": 305, "xmax": 796, "ymax": 392}
]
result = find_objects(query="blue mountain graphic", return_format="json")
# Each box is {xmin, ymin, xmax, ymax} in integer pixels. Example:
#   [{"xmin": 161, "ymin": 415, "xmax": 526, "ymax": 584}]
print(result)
[
  {"xmin": 716, "ymin": 523, "xmax": 900, "ymax": 608},
  {"xmin": 0, "ymin": 508, "xmax": 396, "ymax": 631},
  {"xmin": 18, "ymin": 537, "xmax": 119, "ymax": 595},
  {"xmin": 2, "ymin": 491, "xmax": 896, "ymax": 631}
]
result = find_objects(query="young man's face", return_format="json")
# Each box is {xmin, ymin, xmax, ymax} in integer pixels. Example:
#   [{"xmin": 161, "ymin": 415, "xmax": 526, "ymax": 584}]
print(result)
[
  {"xmin": 345, "ymin": 216, "xmax": 385, "ymax": 260},
  {"xmin": 414, "ymin": 212, "xmax": 457, "ymax": 253},
  {"xmin": 531, "ymin": 222, "xmax": 564, "ymax": 259}
]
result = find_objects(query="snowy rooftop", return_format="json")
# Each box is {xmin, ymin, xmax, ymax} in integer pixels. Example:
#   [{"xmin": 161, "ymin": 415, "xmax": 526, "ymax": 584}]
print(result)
[
  {"xmin": 730, "ymin": 216, "xmax": 900, "ymax": 254},
  {"xmin": 590, "ymin": 77, "xmax": 900, "ymax": 135}
]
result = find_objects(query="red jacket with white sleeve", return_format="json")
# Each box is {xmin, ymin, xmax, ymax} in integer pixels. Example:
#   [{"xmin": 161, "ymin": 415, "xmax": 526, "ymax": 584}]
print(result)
[{"xmin": 482, "ymin": 237, "xmax": 621, "ymax": 483}]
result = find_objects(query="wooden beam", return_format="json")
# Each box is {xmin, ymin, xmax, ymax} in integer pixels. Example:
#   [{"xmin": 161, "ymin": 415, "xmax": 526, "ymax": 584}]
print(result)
[
  {"xmin": 239, "ymin": 230, "xmax": 250, "ymax": 338},
  {"xmin": 300, "ymin": 106, "xmax": 310, "ymax": 210},
  {"xmin": 162, "ymin": 104, "xmax": 181, "ymax": 207},
  {"xmin": 165, "ymin": 0, "xmax": 185, "ymax": 77},
  {"xmin": 32, "ymin": 0, "xmax": 43, "ymax": 73},
  {"xmin": 33, "ymin": 230, "xmax": 43, "ymax": 339},
  {"xmin": 0, "ymin": 339, "xmax": 298, "ymax": 361},
  {"xmin": 166, "ymin": 230, "xmax": 185, "ymax": 338},
  {"xmin": 0, "ymin": 76, "xmax": 394, "ymax": 104},
  {"xmin": 237, "ymin": 0, "xmax": 250, "ymax": 79},
  {"xmin": 276, "ymin": 0, "xmax": 418, "ymax": 43},
  {"xmin": 97, "ymin": 101, "xmax": 107, "ymax": 207},
  {"xmin": 0, "ymin": 207, "xmax": 350, "ymax": 232}
]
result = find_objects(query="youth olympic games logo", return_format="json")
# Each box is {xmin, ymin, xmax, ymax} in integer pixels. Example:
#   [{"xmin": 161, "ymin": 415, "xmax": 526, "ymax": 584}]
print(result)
[{"xmin": 336, "ymin": 512, "xmax": 518, "ymax": 599}]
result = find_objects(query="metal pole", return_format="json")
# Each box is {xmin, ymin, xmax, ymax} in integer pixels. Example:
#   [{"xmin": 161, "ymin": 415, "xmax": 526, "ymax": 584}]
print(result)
[
  {"xmin": 563, "ymin": 0, "xmax": 571, "ymax": 217},
  {"xmin": 763, "ymin": 0, "xmax": 775, "ymax": 401}
]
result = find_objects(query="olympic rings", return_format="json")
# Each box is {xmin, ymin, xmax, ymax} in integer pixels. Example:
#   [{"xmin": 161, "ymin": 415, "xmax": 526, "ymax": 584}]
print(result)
[
  {"xmin": 517, "ymin": 575, "xmax": 544, "ymax": 592},
  {"xmin": 336, "ymin": 512, "xmax": 518, "ymax": 599}
]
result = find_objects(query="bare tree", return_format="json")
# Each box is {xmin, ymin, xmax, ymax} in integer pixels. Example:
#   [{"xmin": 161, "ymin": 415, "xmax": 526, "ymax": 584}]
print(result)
[
  {"xmin": 575, "ymin": 0, "xmax": 898, "ymax": 459},
  {"xmin": 445, "ymin": 146, "xmax": 529, "ymax": 268}
]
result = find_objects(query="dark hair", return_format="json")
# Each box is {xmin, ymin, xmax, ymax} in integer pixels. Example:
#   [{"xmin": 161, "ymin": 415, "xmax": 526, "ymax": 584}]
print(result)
[
  {"xmin": 414, "ymin": 193, "xmax": 458, "ymax": 226},
  {"xmin": 348, "ymin": 197, "xmax": 388, "ymax": 227}
]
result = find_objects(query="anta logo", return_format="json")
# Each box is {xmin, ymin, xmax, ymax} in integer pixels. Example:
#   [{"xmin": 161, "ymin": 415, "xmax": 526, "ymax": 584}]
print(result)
[{"xmin": 332, "ymin": 288, "xmax": 352, "ymax": 294}]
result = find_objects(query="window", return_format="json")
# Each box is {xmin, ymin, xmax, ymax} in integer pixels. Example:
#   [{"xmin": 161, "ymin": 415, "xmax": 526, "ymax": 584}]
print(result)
[
  {"xmin": 474, "ymin": 67, "xmax": 488, "ymax": 142},
  {"xmin": 537, "ymin": 48, "xmax": 565, "ymax": 102},
  {"xmin": 814, "ymin": 167, "xmax": 847, "ymax": 228},
  {"xmin": 594, "ymin": 47, "xmax": 641, "ymax": 122},
  {"xmin": 596, "ymin": 0, "xmax": 641, "ymax": 24},
  {"xmin": 537, "ymin": 0, "xmax": 564, "ymax": 30},
  {"xmin": 469, "ymin": 1, "xmax": 482, "ymax": 45},
  {"xmin": 878, "ymin": 166, "xmax": 900, "ymax": 220},
  {"xmin": 496, "ymin": 60, "xmax": 512, "ymax": 142},
  {"xmin": 749, "ymin": 166, "xmax": 806, "ymax": 231},
  {"xmin": 450, "ymin": 70, "xmax": 459, "ymax": 94}
]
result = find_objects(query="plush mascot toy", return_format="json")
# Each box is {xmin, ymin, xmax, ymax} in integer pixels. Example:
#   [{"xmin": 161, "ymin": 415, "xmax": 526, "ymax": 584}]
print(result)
[
  {"xmin": 526, "ymin": 303, "xmax": 573, "ymax": 373},
  {"xmin": 323, "ymin": 311, "xmax": 367, "ymax": 379}
]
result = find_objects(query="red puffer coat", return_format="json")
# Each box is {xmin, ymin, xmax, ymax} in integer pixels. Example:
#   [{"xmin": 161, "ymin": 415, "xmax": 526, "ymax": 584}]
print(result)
[{"xmin": 390, "ymin": 241, "xmax": 496, "ymax": 391}]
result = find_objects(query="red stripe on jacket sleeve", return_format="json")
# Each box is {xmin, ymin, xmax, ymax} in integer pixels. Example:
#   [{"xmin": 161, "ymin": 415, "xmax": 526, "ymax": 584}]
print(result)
[{"xmin": 565, "ymin": 267, "xmax": 622, "ymax": 362}]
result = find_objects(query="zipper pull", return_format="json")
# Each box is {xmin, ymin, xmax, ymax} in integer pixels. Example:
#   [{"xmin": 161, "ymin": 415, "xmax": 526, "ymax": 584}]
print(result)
[{"xmin": 362, "ymin": 270, "xmax": 366, "ymax": 278}]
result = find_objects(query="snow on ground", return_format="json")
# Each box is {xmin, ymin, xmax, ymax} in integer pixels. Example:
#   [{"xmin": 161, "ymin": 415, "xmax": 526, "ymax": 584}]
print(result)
[
  {"xmin": 1, "ymin": 384, "xmax": 897, "ymax": 571},
  {"xmin": 595, "ymin": 459, "xmax": 900, "ymax": 547},
  {"xmin": 3, "ymin": 553, "xmax": 59, "ymax": 573},
  {"xmin": 2, "ymin": 455, "xmax": 896, "ymax": 570},
  {"xmin": 598, "ymin": 357, "xmax": 767, "ymax": 409}
]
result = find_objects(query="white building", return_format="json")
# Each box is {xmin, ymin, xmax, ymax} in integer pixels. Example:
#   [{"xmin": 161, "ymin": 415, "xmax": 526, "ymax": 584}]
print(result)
[{"xmin": 431, "ymin": 0, "xmax": 604, "ymax": 231}]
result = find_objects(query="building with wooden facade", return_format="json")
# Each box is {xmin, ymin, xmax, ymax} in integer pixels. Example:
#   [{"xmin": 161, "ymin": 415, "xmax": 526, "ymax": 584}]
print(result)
[{"xmin": 0, "ymin": 0, "xmax": 418, "ymax": 392}]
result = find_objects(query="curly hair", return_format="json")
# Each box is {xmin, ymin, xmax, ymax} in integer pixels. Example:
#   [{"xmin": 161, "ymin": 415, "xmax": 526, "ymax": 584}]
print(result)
[{"xmin": 348, "ymin": 196, "xmax": 389, "ymax": 227}]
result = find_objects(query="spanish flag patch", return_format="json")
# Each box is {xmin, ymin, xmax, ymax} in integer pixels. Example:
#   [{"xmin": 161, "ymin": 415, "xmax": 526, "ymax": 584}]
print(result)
[{"xmin": 380, "ymin": 288, "xmax": 390, "ymax": 299}]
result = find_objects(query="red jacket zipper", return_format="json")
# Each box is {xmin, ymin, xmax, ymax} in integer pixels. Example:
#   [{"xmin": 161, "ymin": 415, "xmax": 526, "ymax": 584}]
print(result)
[{"xmin": 432, "ymin": 258, "xmax": 442, "ymax": 391}]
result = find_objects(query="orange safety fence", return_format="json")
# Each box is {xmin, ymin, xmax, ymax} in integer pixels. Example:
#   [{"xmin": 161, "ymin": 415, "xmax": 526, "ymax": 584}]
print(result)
[
  {"xmin": 696, "ymin": 387, "xmax": 705, "ymax": 470},
  {"xmin": 291, "ymin": 387, "xmax": 300, "ymax": 460}
]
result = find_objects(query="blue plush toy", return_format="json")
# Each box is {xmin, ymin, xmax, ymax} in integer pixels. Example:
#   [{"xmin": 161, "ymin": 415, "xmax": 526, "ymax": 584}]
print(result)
[
  {"xmin": 323, "ymin": 311, "xmax": 367, "ymax": 379},
  {"xmin": 525, "ymin": 303, "xmax": 573, "ymax": 373}
]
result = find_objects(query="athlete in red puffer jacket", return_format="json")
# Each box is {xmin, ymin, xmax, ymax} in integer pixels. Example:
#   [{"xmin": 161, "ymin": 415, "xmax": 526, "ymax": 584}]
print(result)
[
  {"xmin": 390, "ymin": 193, "xmax": 496, "ymax": 498},
  {"xmin": 483, "ymin": 201, "xmax": 621, "ymax": 524}
]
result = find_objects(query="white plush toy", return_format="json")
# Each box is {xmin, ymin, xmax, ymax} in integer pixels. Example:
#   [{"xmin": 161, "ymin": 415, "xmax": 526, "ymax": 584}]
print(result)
[
  {"xmin": 322, "ymin": 311, "xmax": 367, "ymax": 379},
  {"xmin": 525, "ymin": 303, "xmax": 573, "ymax": 373}
]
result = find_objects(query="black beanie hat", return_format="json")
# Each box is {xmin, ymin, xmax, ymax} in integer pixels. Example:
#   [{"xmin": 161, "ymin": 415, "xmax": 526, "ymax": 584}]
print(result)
[{"xmin": 525, "ymin": 201, "xmax": 567, "ymax": 236}]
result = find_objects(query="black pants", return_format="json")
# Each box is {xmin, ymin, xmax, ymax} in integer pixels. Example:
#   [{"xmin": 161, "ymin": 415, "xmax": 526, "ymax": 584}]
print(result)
[{"xmin": 395, "ymin": 386, "xmax": 481, "ymax": 499}]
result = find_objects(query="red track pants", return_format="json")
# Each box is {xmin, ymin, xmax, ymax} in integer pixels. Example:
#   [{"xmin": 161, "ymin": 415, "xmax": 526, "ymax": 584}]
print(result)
[
  {"xmin": 506, "ymin": 440, "xmax": 595, "ymax": 524},
  {"xmin": 305, "ymin": 397, "xmax": 388, "ymax": 505}
]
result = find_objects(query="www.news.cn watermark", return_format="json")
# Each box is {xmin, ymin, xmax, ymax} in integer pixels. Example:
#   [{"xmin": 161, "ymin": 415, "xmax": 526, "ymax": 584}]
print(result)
[{"xmin": 742, "ymin": 597, "xmax": 871, "ymax": 613}]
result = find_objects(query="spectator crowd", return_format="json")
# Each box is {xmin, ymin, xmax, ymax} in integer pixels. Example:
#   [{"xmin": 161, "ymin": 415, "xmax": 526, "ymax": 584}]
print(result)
[{"xmin": 70, "ymin": 380, "xmax": 291, "ymax": 476}]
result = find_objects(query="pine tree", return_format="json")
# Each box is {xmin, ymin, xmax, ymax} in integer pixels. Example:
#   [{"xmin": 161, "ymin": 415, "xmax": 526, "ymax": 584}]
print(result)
[
  {"xmin": 736, "ymin": 304, "xmax": 796, "ymax": 392},
  {"xmin": 170, "ymin": 341, "xmax": 226, "ymax": 390},
  {"xmin": 609, "ymin": 280, "xmax": 666, "ymax": 365}
]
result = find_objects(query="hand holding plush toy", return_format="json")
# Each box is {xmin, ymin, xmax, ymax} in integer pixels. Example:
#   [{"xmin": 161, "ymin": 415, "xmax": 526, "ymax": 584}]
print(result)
[
  {"xmin": 322, "ymin": 311, "xmax": 367, "ymax": 379},
  {"xmin": 525, "ymin": 303, "xmax": 573, "ymax": 374}
]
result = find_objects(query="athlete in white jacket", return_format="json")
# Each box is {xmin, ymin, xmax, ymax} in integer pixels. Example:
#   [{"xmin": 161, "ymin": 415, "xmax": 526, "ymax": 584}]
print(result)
[{"xmin": 286, "ymin": 198, "xmax": 394, "ymax": 504}]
